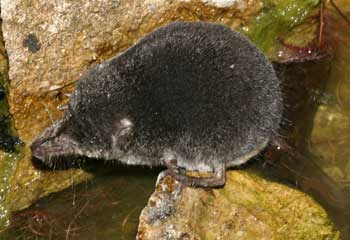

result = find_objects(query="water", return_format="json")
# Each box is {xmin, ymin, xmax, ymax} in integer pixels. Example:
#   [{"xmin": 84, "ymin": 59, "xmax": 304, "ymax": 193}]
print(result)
[{"xmin": 4, "ymin": 166, "xmax": 158, "ymax": 240}]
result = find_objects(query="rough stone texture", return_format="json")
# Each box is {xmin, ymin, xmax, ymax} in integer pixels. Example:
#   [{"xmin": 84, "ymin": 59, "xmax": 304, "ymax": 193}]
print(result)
[
  {"xmin": 201, "ymin": 0, "xmax": 249, "ymax": 9},
  {"xmin": 1, "ymin": 0, "xmax": 261, "ymax": 211},
  {"xmin": 0, "ymin": 12, "xmax": 17, "ymax": 229},
  {"xmin": 137, "ymin": 171, "xmax": 340, "ymax": 240}
]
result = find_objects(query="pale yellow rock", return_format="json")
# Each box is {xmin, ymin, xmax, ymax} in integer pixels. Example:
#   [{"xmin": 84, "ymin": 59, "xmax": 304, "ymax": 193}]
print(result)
[{"xmin": 138, "ymin": 171, "xmax": 340, "ymax": 240}]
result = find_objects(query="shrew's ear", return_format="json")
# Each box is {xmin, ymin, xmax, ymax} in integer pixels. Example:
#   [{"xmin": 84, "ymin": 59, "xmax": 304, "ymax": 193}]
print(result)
[
  {"xmin": 111, "ymin": 118, "xmax": 134, "ymax": 150},
  {"xmin": 112, "ymin": 118, "xmax": 134, "ymax": 138},
  {"xmin": 117, "ymin": 118, "xmax": 134, "ymax": 136}
]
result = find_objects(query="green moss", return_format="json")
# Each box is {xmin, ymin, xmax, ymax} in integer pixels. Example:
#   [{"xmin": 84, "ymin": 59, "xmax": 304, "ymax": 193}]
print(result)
[
  {"xmin": 245, "ymin": 0, "xmax": 320, "ymax": 55},
  {"xmin": 0, "ymin": 16, "xmax": 22, "ymax": 232},
  {"xmin": 0, "ymin": 152, "xmax": 22, "ymax": 231}
]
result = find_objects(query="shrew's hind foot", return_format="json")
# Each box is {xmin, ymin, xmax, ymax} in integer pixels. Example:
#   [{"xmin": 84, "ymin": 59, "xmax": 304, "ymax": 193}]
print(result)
[{"xmin": 156, "ymin": 161, "xmax": 226, "ymax": 195}]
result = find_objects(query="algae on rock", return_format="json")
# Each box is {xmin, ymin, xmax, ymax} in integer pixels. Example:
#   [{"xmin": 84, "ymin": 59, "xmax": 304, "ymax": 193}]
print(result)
[
  {"xmin": 0, "ymin": 14, "xmax": 22, "ymax": 231},
  {"xmin": 246, "ymin": 0, "xmax": 320, "ymax": 57}
]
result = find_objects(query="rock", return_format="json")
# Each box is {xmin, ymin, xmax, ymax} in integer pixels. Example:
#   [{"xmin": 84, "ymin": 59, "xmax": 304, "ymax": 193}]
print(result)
[
  {"xmin": 137, "ymin": 171, "xmax": 340, "ymax": 240},
  {"xmin": 310, "ymin": 104, "xmax": 350, "ymax": 167},
  {"xmin": 0, "ymin": 15, "xmax": 19, "ymax": 230},
  {"xmin": 323, "ymin": 166, "xmax": 346, "ymax": 182},
  {"xmin": 309, "ymin": 100, "xmax": 350, "ymax": 186},
  {"xmin": 0, "ymin": 84, "xmax": 5, "ymax": 100}
]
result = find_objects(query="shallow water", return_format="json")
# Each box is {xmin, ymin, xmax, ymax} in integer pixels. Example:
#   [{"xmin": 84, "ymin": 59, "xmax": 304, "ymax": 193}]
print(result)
[
  {"xmin": 4, "ymin": 166, "xmax": 158, "ymax": 239},
  {"xmin": 258, "ymin": 2, "xmax": 350, "ymax": 236}
]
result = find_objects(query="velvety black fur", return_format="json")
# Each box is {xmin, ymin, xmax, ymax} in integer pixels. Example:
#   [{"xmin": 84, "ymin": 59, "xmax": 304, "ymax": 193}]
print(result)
[{"xmin": 31, "ymin": 21, "xmax": 282, "ymax": 181}]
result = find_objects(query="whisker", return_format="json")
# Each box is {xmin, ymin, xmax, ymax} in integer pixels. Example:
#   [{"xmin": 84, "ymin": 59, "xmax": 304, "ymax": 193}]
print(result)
[{"xmin": 39, "ymin": 99, "xmax": 55, "ymax": 125}]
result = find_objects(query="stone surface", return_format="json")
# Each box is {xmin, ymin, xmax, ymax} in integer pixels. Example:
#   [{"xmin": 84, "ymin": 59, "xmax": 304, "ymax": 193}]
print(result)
[
  {"xmin": 137, "ymin": 171, "xmax": 340, "ymax": 240},
  {"xmin": 202, "ymin": 0, "xmax": 248, "ymax": 9},
  {"xmin": 0, "ymin": 14, "xmax": 18, "ymax": 230}
]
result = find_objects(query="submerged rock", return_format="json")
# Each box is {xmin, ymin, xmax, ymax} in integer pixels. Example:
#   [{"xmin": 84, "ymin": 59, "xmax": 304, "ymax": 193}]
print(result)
[
  {"xmin": 138, "ymin": 171, "xmax": 340, "ymax": 240},
  {"xmin": 308, "ymin": 1, "xmax": 350, "ymax": 186},
  {"xmin": 310, "ymin": 104, "xmax": 350, "ymax": 182}
]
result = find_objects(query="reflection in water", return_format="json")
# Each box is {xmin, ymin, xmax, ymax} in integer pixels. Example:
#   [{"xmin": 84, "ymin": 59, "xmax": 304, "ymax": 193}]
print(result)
[
  {"xmin": 264, "ymin": 2, "xmax": 350, "ymax": 238},
  {"xmin": 311, "ymin": 1, "xmax": 350, "ymax": 237}
]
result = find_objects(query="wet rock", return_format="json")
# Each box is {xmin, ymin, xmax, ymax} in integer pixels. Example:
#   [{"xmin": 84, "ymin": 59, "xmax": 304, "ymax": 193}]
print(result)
[
  {"xmin": 310, "ymin": 103, "xmax": 350, "ymax": 184},
  {"xmin": 0, "ymin": 13, "xmax": 20, "ymax": 230},
  {"xmin": 0, "ymin": 115, "xmax": 20, "ymax": 152},
  {"xmin": 323, "ymin": 166, "xmax": 346, "ymax": 181},
  {"xmin": 0, "ymin": 85, "xmax": 5, "ymax": 100},
  {"xmin": 138, "ymin": 171, "xmax": 340, "ymax": 240}
]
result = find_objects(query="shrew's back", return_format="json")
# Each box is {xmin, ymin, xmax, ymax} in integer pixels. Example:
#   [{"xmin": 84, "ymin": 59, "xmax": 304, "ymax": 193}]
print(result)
[{"xmin": 73, "ymin": 21, "xmax": 282, "ymax": 169}]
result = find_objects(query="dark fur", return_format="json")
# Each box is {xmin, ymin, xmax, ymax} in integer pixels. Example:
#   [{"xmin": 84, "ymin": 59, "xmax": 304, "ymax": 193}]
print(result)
[{"xmin": 31, "ymin": 21, "xmax": 282, "ymax": 174}]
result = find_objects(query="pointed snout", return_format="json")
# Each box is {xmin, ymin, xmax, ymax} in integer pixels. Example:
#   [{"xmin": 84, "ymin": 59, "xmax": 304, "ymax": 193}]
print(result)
[
  {"xmin": 30, "ymin": 124, "xmax": 58, "ymax": 161},
  {"xmin": 30, "ymin": 137, "xmax": 47, "ymax": 161}
]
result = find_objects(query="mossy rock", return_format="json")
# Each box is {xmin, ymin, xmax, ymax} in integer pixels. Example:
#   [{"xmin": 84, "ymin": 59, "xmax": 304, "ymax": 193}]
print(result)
[{"xmin": 138, "ymin": 171, "xmax": 340, "ymax": 240}]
